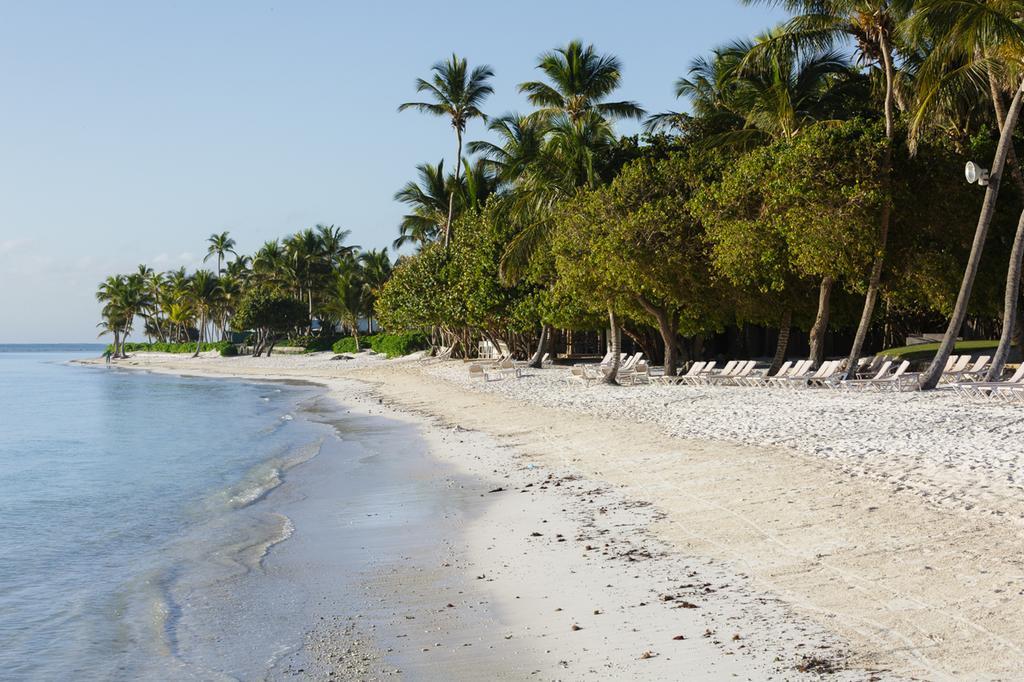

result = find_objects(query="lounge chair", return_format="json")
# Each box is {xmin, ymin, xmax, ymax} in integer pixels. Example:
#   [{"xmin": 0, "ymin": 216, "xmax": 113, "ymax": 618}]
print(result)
[
  {"xmin": 950, "ymin": 355, "xmax": 991, "ymax": 383},
  {"xmin": 653, "ymin": 361, "xmax": 706, "ymax": 386},
  {"xmin": 936, "ymin": 355, "xmax": 972, "ymax": 384},
  {"xmin": 838, "ymin": 360, "xmax": 893, "ymax": 390},
  {"xmin": 745, "ymin": 360, "xmax": 792, "ymax": 388},
  {"xmin": 783, "ymin": 360, "xmax": 841, "ymax": 389},
  {"xmin": 843, "ymin": 360, "xmax": 913, "ymax": 391},
  {"xmin": 707, "ymin": 360, "xmax": 757, "ymax": 386},
  {"xmin": 953, "ymin": 364, "xmax": 1024, "ymax": 401},
  {"xmin": 700, "ymin": 360, "xmax": 737, "ymax": 384},
  {"xmin": 765, "ymin": 360, "xmax": 814, "ymax": 388},
  {"xmin": 484, "ymin": 357, "xmax": 522, "ymax": 382},
  {"xmin": 677, "ymin": 361, "xmax": 717, "ymax": 386}
]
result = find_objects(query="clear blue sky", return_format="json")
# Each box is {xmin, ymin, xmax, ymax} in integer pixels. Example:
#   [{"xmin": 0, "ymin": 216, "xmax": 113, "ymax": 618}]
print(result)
[{"xmin": 0, "ymin": 1, "xmax": 784, "ymax": 343}]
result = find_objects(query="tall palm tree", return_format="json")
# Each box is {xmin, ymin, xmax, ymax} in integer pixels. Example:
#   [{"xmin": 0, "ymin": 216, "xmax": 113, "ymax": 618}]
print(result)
[
  {"xmin": 518, "ymin": 40, "xmax": 646, "ymax": 125},
  {"xmin": 188, "ymin": 269, "xmax": 221, "ymax": 357},
  {"xmin": 399, "ymin": 54, "xmax": 495, "ymax": 247},
  {"xmin": 741, "ymin": 0, "xmax": 913, "ymax": 373},
  {"xmin": 204, "ymin": 231, "xmax": 237, "ymax": 275},
  {"xmin": 912, "ymin": 0, "xmax": 1024, "ymax": 389}
]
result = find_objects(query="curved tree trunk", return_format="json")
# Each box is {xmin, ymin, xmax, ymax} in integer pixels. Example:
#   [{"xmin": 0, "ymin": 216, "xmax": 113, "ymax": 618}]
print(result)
[
  {"xmin": 770, "ymin": 309, "xmax": 793, "ymax": 374},
  {"xmin": 986, "ymin": 68, "xmax": 1024, "ymax": 381},
  {"xmin": 921, "ymin": 77, "xmax": 1024, "ymax": 390},
  {"xmin": 604, "ymin": 305, "xmax": 621, "ymax": 386},
  {"xmin": 845, "ymin": 34, "xmax": 896, "ymax": 372},
  {"xmin": 989, "ymin": 207, "xmax": 1024, "ymax": 380},
  {"xmin": 528, "ymin": 324, "xmax": 550, "ymax": 368},
  {"xmin": 634, "ymin": 295, "xmax": 679, "ymax": 377},
  {"xmin": 809, "ymin": 277, "xmax": 834, "ymax": 368}
]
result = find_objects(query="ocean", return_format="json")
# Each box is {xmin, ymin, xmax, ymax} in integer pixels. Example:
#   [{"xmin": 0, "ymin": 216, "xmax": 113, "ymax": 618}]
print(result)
[{"xmin": 0, "ymin": 345, "xmax": 334, "ymax": 679}]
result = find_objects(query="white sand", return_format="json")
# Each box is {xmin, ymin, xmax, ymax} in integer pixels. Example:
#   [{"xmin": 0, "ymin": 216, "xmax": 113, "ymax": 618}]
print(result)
[{"xmin": 85, "ymin": 351, "xmax": 1024, "ymax": 678}]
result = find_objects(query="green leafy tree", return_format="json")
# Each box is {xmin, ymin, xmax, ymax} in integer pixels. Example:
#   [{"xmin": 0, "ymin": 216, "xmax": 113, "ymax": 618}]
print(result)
[{"xmin": 233, "ymin": 286, "xmax": 307, "ymax": 356}]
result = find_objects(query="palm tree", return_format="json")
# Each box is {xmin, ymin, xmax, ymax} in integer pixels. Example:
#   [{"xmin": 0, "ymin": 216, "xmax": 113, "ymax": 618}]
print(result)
[
  {"xmin": 468, "ymin": 113, "xmax": 550, "ymax": 185},
  {"xmin": 204, "ymin": 231, "xmax": 237, "ymax": 275},
  {"xmin": 96, "ymin": 275, "xmax": 129, "ymax": 357},
  {"xmin": 912, "ymin": 0, "xmax": 1024, "ymax": 389},
  {"xmin": 741, "ymin": 0, "xmax": 913, "ymax": 373},
  {"xmin": 188, "ymin": 270, "xmax": 221, "ymax": 357},
  {"xmin": 327, "ymin": 263, "xmax": 371, "ymax": 349},
  {"xmin": 393, "ymin": 161, "xmax": 455, "ymax": 249},
  {"xmin": 518, "ymin": 40, "xmax": 646, "ymax": 126},
  {"xmin": 399, "ymin": 54, "xmax": 494, "ymax": 247},
  {"xmin": 358, "ymin": 248, "xmax": 393, "ymax": 332}
]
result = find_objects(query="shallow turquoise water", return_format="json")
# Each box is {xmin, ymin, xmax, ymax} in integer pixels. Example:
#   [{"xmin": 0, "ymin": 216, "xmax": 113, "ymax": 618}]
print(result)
[{"xmin": 0, "ymin": 346, "xmax": 326, "ymax": 680}]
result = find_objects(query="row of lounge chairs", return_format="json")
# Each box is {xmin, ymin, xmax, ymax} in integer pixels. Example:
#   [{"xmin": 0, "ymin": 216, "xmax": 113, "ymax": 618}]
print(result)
[
  {"xmin": 467, "ymin": 353, "xmax": 554, "ymax": 381},
  {"xmin": 642, "ymin": 352, "xmax": 1024, "ymax": 398},
  {"xmin": 569, "ymin": 352, "xmax": 651, "ymax": 385}
]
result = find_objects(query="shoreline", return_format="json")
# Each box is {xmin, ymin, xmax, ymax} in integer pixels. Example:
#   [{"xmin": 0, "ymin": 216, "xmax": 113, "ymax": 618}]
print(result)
[{"xmin": 77, "ymin": 351, "xmax": 1024, "ymax": 678}]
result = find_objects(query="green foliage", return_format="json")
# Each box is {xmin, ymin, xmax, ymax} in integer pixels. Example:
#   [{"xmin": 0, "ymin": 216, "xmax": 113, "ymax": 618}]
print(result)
[
  {"xmin": 332, "ymin": 337, "xmax": 361, "ymax": 353},
  {"xmin": 233, "ymin": 287, "xmax": 307, "ymax": 334},
  {"xmin": 693, "ymin": 119, "xmax": 887, "ymax": 326},
  {"xmin": 112, "ymin": 341, "xmax": 236, "ymax": 356},
  {"xmin": 330, "ymin": 333, "xmax": 428, "ymax": 357},
  {"xmin": 370, "ymin": 333, "xmax": 429, "ymax": 357}
]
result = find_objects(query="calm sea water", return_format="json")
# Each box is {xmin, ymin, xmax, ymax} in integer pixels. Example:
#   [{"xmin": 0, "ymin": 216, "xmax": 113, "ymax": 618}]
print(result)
[{"xmin": 0, "ymin": 345, "xmax": 329, "ymax": 680}]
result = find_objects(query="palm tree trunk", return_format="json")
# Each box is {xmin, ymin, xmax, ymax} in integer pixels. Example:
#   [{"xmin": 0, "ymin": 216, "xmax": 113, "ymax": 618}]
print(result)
[
  {"xmin": 986, "ymin": 69, "xmax": 1024, "ymax": 380},
  {"xmin": 193, "ymin": 313, "xmax": 204, "ymax": 357},
  {"xmin": 989, "ymin": 206, "xmax": 1024, "ymax": 380},
  {"xmin": 770, "ymin": 309, "xmax": 792, "ymax": 374},
  {"xmin": 845, "ymin": 34, "xmax": 896, "ymax": 372},
  {"xmin": 921, "ymin": 77, "xmax": 1024, "ymax": 390},
  {"xmin": 809, "ymin": 277, "xmax": 834, "ymax": 368},
  {"xmin": 444, "ymin": 129, "xmax": 463, "ymax": 249},
  {"xmin": 604, "ymin": 304, "xmax": 621, "ymax": 385},
  {"xmin": 528, "ymin": 324, "xmax": 550, "ymax": 369}
]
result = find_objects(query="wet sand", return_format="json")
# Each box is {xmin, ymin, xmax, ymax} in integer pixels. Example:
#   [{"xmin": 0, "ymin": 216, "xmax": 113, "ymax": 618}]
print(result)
[{"xmin": 82, "ymin": 354, "xmax": 889, "ymax": 679}]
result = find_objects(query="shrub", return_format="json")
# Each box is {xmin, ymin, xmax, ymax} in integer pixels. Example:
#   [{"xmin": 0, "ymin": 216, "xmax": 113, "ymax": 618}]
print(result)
[
  {"xmin": 331, "ymin": 336, "xmax": 365, "ymax": 354},
  {"xmin": 278, "ymin": 335, "xmax": 339, "ymax": 352},
  {"xmin": 369, "ymin": 332, "xmax": 428, "ymax": 358},
  {"xmin": 112, "ymin": 341, "xmax": 236, "ymax": 355}
]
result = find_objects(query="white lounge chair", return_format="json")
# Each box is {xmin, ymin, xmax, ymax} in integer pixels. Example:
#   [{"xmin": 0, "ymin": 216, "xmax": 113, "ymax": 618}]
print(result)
[
  {"xmin": 654, "ymin": 361, "xmax": 706, "ymax": 386},
  {"xmin": 765, "ymin": 360, "xmax": 814, "ymax": 388},
  {"xmin": 707, "ymin": 360, "xmax": 757, "ymax": 386},
  {"xmin": 783, "ymin": 360, "xmax": 841, "ymax": 389},
  {"xmin": 954, "ymin": 364, "xmax": 1024, "ymax": 401},
  {"xmin": 745, "ymin": 360, "xmax": 792, "ymax": 388},
  {"xmin": 678, "ymin": 361, "xmax": 717, "ymax": 386},
  {"xmin": 951, "ymin": 355, "xmax": 991, "ymax": 383},
  {"xmin": 838, "ymin": 360, "xmax": 892, "ymax": 390}
]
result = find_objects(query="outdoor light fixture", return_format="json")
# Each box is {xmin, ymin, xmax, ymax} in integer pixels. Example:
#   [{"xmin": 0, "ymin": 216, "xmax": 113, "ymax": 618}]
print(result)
[{"xmin": 965, "ymin": 161, "xmax": 990, "ymax": 186}]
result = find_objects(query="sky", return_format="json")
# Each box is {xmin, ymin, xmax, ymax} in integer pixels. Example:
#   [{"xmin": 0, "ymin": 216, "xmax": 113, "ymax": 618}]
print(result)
[{"xmin": 0, "ymin": 1, "xmax": 785, "ymax": 343}]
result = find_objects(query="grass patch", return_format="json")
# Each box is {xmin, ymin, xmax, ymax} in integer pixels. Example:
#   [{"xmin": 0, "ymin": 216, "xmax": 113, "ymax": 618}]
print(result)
[{"xmin": 878, "ymin": 339, "xmax": 998, "ymax": 362}]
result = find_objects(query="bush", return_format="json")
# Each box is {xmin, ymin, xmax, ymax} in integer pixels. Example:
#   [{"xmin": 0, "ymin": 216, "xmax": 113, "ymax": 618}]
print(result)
[
  {"xmin": 112, "ymin": 341, "xmax": 237, "ymax": 356},
  {"xmin": 329, "ymin": 333, "xmax": 426, "ymax": 357},
  {"xmin": 331, "ymin": 337, "xmax": 364, "ymax": 354},
  {"xmin": 370, "ymin": 332, "xmax": 427, "ymax": 358},
  {"xmin": 277, "ymin": 335, "xmax": 339, "ymax": 352}
]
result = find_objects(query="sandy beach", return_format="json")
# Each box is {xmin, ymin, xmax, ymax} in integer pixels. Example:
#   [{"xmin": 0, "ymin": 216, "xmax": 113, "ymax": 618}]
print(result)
[{"xmin": 83, "ymin": 350, "xmax": 1024, "ymax": 679}]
